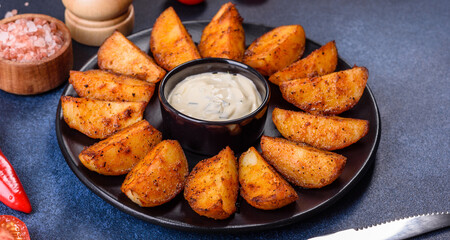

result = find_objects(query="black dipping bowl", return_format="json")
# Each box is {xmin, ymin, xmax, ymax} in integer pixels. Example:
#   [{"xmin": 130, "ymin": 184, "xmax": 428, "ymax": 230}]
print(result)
[{"xmin": 159, "ymin": 58, "xmax": 271, "ymax": 156}]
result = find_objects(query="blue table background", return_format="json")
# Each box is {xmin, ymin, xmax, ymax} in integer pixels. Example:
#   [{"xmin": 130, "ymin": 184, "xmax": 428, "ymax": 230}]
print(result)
[{"xmin": 0, "ymin": 0, "xmax": 448, "ymax": 239}]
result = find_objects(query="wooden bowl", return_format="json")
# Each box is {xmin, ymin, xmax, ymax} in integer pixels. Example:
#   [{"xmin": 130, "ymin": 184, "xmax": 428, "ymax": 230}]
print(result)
[
  {"xmin": 64, "ymin": 4, "xmax": 134, "ymax": 47},
  {"xmin": 0, "ymin": 14, "xmax": 73, "ymax": 95},
  {"xmin": 62, "ymin": 0, "xmax": 133, "ymax": 21}
]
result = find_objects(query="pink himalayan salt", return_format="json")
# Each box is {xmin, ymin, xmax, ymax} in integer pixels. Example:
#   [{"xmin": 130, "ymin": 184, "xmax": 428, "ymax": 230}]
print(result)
[
  {"xmin": 4, "ymin": 9, "xmax": 18, "ymax": 19},
  {"xmin": 0, "ymin": 16, "xmax": 65, "ymax": 62}
]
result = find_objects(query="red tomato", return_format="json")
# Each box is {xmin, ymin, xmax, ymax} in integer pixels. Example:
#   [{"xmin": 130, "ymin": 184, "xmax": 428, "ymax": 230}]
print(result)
[
  {"xmin": 176, "ymin": 0, "xmax": 204, "ymax": 5},
  {"xmin": 0, "ymin": 216, "xmax": 30, "ymax": 240}
]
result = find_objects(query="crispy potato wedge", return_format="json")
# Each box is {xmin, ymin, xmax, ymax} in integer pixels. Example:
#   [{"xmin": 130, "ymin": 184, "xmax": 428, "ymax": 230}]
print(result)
[
  {"xmin": 198, "ymin": 2, "xmax": 245, "ymax": 61},
  {"xmin": 121, "ymin": 140, "xmax": 188, "ymax": 207},
  {"xmin": 184, "ymin": 147, "xmax": 238, "ymax": 220},
  {"xmin": 150, "ymin": 7, "xmax": 201, "ymax": 71},
  {"xmin": 243, "ymin": 25, "xmax": 305, "ymax": 76},
  {"xmin": 272, "ymin": 108, "xmax": 369, "ymax": 150},
  {"xmin": 260, "ymin": 136, "xmax": 346, "ymax": 189},
  {"xmin": 280, "ymin": 66, "xmax": 368, "ymax": 115},
  {"xmin": 269, "ymin": 41, "xmax": 338, "ymax": 85},
  {"xmin": 69, "ymin": 70, "xmax": 155, "ymax": 103},
  {"xmin": 78, "ymin": 120, "xmax": 162, "ymax": 175},
  {"xmin": 239, "ymin": 147, "xmax": 298, "ymax": 210},
  {"xmin": 61, "ymin": 96, "xmax": 145, "ymax": 139},
  {"xmin": 98, "ymin": 30, "xmax": 166, "ymax": 83}
]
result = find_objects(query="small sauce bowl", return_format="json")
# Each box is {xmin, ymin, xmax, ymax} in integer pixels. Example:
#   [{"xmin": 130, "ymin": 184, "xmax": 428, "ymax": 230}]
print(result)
[{"xmin": 159, "ymin": 58, "xmax": 270, "ymax": 156}]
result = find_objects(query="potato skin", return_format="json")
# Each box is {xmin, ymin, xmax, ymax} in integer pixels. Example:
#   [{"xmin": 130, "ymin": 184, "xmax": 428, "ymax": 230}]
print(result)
[
  {"xmin": 79, "ymin": 120, "xmax": 162, "ymax": 175},
  {"xmin": 69, "ymin": 70, "xmax": 155, "ymax": 103},
  {"xmin": 269, "ymin": 40, "xmax": 338, "ymax": 85},
  {"xmin": 98, "ymin": 30, "xmax": 166, "ymax": 83},
  {"xmin": 184, "ymin": 147, "xmax": 238, "ymax": 220},
  {"xmin": 260, "ymin": 136, "xmax": 346, "ymax": 189},
  {"xmin": 243, "ymin": 25, "xmax": 305, "ymax": 76},
  {"xmin": 198, "ymin": 2, "xmax": 245, "ymax": 61},
  {"xmin": 121, "ymin": 140, "xmax": 189, "ymax": 207},
  {"xmin": 239, "ymin": 147, "xmax": 298, "ymax": 210},
  {"xmin": 280, "ymin": 66, "xmax": 368, "ymax": 115},
  {"xmin": 61, "ymin": 96, "xmax": 145, "ymax": 139},
  {"xmin": 150, "ymin": 7, "xmax": 201, "ymax": 71},
  {"xmin": 272, "ymin": 108, "xmax": 369, "ymax": 150}
]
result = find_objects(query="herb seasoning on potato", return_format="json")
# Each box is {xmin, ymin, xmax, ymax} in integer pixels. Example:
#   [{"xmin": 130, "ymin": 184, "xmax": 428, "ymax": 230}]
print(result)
[
  {"xmin": 184, "ymin": 147, "xmax": 238, "ymax": 219},
  {"xmin": 261, "ymin": 136, "xmax": 346, "ymax": 189},
  {"xmin": 121, "ymin": 140, "xmax": 189, "ymax": 207},
  {"xmin": 239, "ymin": 147, "xmax": 298, "ymax": 210}
]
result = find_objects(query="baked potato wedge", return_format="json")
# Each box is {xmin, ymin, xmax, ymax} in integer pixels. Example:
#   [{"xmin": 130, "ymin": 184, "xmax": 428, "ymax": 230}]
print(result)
[
  {"xmin": 184, "ymin": 147, "xmax": 238, "ymax": 220},
  {"xmin": 78, "ymin": 120, "xmax": 162, "ymax": 175},
  {"xmin": 98, "ymin": 30, "xmax": 166, "ymax": 83},
  {"xmin": 198, "ymin": 2, "xmax": 245, "ymax": 61},
  {"xmin": 269, "ymin": 40, "xmax": 338, "ymax": 85},
  {"xmin": 280, "ymin": 66, "xmax": 368, "ymax": 115},
  {"xmin": 150, "ymin": 7, "xmax": 201, "ymax": 71},
  {"xmin": 260, "ymin": 136, "xmax": 346, "ymax": 189},
  {"xmin": 61, "ymin": 96, "xmax": 145, "ymax": 139},
  {"xmin": 239, "ymin": 147, "xmax": 298, "ymax": 210},
  {"xmin": 69, "ymin": 70, "xmax": 155, "ymax": 103},
  {"xmin": 121, "ymin": 140, "xmax": 189, "ymax": 207},
  {"xmin": 272, "ymin": 108, "xmax": 369, "ymax": 150},
  {"xmin": 243, "ymin": 25, "xmax": 305, "ymax": 76}
]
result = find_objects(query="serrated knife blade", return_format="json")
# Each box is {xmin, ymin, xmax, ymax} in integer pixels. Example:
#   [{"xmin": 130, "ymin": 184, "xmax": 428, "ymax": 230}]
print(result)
[{"xmin": 308, "ymin": 212, "xmax": 450, "ymax": 240}]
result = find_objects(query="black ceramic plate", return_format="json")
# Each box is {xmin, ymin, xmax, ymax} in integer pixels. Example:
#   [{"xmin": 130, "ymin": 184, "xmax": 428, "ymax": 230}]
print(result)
[{"xmin": 56, "ymin": 21, "xmax": 380, "ymax": 232}]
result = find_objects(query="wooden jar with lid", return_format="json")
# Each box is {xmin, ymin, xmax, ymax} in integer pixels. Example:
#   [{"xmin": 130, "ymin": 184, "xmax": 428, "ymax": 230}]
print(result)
[{"xmin": 62, "ymin": 0, "xmax": 134, "ymax": 46}]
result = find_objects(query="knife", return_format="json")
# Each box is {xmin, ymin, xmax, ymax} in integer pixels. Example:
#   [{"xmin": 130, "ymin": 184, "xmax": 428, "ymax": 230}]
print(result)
[{"xmin": 308, "ymin": 212, "xmax": 450, "ymax": 240}]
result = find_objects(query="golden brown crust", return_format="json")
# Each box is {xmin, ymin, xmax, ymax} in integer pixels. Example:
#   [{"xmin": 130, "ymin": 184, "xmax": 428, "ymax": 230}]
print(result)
[
  {"xmin": 98, "ymin": 31, "xmax": 166, "ymax": 83},
  {"xmin": 121, "ymin": 140, "xmax": 189, "ymax": 207},
  {"xmin": 243, "ymin": 25, "xmax": 305, "ymax": 76},
  {"xmin": 78, "ymin": 120, "xmax": 162, "ymax": 175},
  {"xmin": 198, "ymin": 2, "xmax": 245, "ymax": 61},
  {"xmin": 269, "ymin": 40, "xmax": 338, "ymax": 85},
  {"xmin": 184, "ymin": 147, "xmax": 238, "ymax": 219},
  {"xmin": 272, "ymin": 108, "xmax": 369, "ymax": 150},
  {"xmin": 61, "ymin": 96, "xmax": 145, "ymax": 139},
  {"xmin": 69, "ymin": 70, "xmax": 155, "ymax": 104},
  {"xmin": 260, "ymin": 136, "xmax": 346, "ymax": 188},
  {"xmin": 239, "ymin": 147, "xmax": 298, "ymax": 210},
  {"xmin": 150, "ymin": 7, "xmax": 201, "ymax": 71},
  {"xmin": 280, "ymin": 66, "xmax": 368, "ymax": 115}
]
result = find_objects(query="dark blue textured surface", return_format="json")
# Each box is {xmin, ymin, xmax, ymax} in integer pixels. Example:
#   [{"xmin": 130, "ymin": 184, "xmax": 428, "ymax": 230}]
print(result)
[{"xmin": 0, "ymin": 0, "xmax": 448, "ymax": 239}]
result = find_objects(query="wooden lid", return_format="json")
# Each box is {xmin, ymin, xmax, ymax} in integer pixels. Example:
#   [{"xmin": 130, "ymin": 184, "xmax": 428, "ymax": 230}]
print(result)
[{"xmin": 65, "ymin": 4, "xmax": 135, "ymax": 46}]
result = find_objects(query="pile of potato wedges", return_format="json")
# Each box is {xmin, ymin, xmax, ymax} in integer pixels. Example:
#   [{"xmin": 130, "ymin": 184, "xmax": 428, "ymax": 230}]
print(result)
[{"xmin": 60, "ymin": 1, "xmax": 371, "ymax": 220}]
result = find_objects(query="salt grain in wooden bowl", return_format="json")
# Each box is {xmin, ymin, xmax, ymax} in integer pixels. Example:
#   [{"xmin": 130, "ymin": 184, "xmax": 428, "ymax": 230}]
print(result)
[{"xmin": 0, "ymin": 14, "xmax": 73, "ymax": 95}]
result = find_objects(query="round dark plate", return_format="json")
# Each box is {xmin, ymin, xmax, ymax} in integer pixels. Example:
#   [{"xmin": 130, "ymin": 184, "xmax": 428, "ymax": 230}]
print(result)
[{"xmin": 56, "ymin": 21, "xmax": 380, "ymax": 233}]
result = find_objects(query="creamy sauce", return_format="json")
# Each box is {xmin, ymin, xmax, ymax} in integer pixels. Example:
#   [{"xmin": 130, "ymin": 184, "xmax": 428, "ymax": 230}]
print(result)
[{"xmin": 168, "ymin": 72, "xmax": 262, "ymax": 121}]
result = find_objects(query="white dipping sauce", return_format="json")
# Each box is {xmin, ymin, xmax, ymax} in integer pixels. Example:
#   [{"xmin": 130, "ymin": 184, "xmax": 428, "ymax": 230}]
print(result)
[{"xmin": 167, "ymin": 72, "xmax": 262, "ymax": 121}]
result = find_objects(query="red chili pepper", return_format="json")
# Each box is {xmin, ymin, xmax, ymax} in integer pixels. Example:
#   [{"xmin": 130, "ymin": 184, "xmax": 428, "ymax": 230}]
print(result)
[{"xmin": 0, "ymin": 149, "xmax": 32, "ymax": 213}]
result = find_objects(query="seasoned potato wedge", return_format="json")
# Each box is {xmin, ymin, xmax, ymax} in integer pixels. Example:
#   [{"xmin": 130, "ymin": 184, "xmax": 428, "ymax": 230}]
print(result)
[
  {"xmin": 150, "ymin": 7, "xmax": 201, "ymax": 71},
  {"xmin": 69, "ymin": 70, "xmax": 155, "ymax": 103},
  {"xmin": 239, "ymin": 147, "xmax": 298, "ymax": 210},
  {"xmin": 269, "ymin": 41, "xmax": 338, "ymax": 85},
  {"xmin": 272, "ymin": 108, "xmax": 369, "ymax": 150},
  {"xmin": 184, "ymin": 147, "xmax": 238, "ymax": 220},
  {"xmin": 243, "ymin": 25, "xmax": 305, "ymax": 76},
  {"xmin": 61, "ymin": 96, "xmax": 145, "ymax": 139},
  {"xmin": 280, "ymin": 66, "xmax": 368, "ymax": 115},
  {"xmin": 121, "ymin": 140, "xmax": 188, "ymax": 207},
  {"xmin": 79, "ymin": 120, "xmax": 162, "ymax": 175},
  {"xmin": 260, "ymin": 136, "xmax": 346, "ymax": 189},
  {"xmin": 198, "ymin": 2, "xmax": 245, "ymax": 61},
  {"xmin": 98, "ymin": 30, "xmax": 166, "ymax": 83}
]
